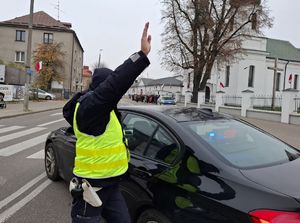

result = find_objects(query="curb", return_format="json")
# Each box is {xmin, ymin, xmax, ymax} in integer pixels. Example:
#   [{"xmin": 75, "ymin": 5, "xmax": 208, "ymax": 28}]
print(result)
[{"xmin": 0, "ymin": 106, "xmax": 63, "ymax": 120}]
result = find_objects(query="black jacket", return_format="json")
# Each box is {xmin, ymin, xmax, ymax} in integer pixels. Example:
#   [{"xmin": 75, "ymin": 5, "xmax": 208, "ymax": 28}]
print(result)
[{"xmin": 76, "ymin": 51, "xmax": 150, "ymax": 136}]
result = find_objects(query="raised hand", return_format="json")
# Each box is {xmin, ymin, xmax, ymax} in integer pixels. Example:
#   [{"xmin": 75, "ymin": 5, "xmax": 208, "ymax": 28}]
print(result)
[{"xmin": 141, "ymin": 22, "xmax": 151, "ymax": 56}]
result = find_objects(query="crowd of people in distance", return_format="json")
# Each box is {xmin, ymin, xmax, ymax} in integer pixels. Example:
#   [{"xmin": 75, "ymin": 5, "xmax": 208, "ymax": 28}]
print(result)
[{"xmin": 129, "ymin": 94, "xmax": 160, "ymax": 104}]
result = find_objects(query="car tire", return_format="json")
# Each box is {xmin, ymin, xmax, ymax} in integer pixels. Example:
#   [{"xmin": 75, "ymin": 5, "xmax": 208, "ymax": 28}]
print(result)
[
  {"xmin": 45, "ymin": 96, "xmax": 51, "ymax": 100},
  {"xmin": 45, "ymin": 143, "xmax": 60, "ymax": 181},
  {"xmin": 137, "ymin": 209, "xmax": 171, "ymax": 223}
]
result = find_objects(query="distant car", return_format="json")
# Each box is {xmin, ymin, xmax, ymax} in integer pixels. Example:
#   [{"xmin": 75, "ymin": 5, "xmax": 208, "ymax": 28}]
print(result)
[
  {"xmin": 29, "ymin": 88, "xmax": 56, "ymax": 100},
  {"xmin": 158, "ymin": 96, "xmax": 176, "ymax": 105},
  {"xmin": 45, "ymin": 106, "xmax": 300, "ymax": 223}
]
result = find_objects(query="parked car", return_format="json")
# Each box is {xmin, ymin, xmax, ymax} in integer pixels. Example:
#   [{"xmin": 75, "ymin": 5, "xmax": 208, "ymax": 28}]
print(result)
[
  {"xmin": 157, "ymin": 96, "xmax": 176, "ymax": 105},
  {"xmin": 29, "ymin": 88, "xmax": 56, "ymax": 100},
  {"xmin": 44, "ymin": 106, "xmax": 300, "ymax": 223}
]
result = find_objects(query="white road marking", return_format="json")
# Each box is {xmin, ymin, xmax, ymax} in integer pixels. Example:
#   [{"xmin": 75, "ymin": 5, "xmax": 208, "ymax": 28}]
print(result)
[
  {"xmin": 26, "ymin": 149, "xmax": 44, "ymax": 159},
  {"xmin": 0, "ymin": 179, "xmax": 51, "ymax": 223},
  {"xmin": 50, "ymin": 113, "xmax": 62, "ymax": 116},
  {"xmin": 0, "ymin": 133, "xmax": 49, "ymax": 156},
  {"xmin": 0, "ymin": 126, "xmax": 25, "ymax": 134},
  {"xmin": 0, "ymin": 127, "xmax": 45, "ymax": 144},
  {"xmin": 0, "ymin": 173, "xmax": 46, "ymax": 210},
  {"xmin": 0, "ymin": 176, "xmax": 7, "ymax": 186},
  {"xmin": 37, "ymin": 118, "xmax": 65, "ymax": 127}
]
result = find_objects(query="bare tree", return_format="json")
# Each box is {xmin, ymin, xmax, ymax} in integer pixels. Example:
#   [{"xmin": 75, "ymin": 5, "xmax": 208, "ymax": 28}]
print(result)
[{"xmin": 161, "ymin": 0, "xmax": 272, "ymax": 102}]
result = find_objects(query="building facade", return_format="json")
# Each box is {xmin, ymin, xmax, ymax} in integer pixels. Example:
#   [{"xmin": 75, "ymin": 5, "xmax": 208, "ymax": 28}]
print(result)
[
  {"xmin": 0, "ymin": 11, "xmax": 84, "ymax": 97},
  {"xmin": 82, "ymin": 66, "xmax": 92, "ymax": 91},
  {"xmin": 183, "ymin": 36, "xmax": 300, "ymax": 103},
  {"xmin": 127, "ymin": 76, "xmax": 183, "ymax": 97}
]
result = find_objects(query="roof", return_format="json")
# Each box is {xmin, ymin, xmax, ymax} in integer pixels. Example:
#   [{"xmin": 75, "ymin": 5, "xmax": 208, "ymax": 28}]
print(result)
[
  {"xmin": 148, "ymin": 77, "xmax": 183, "ymax": 87},
  {"xmin": 140, "ymin": 78, "xmax": 154, "ymax": 86},
  {"xmin": 0, "ymin": 11, "xmax": 84, "ymax": 52},
  {"xmin": 267, "ymin": 38, "xmax": 300, "ymax": 62},
  {"xmin": 1, "ymin": 11, "xmax": 70, "ymax": 30}
]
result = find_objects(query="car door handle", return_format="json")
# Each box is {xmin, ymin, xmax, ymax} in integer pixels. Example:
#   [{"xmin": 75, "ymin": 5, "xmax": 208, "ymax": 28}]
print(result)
[{"xmin": 132, "ymin": 167, "xmax": 152, "ymax": 178}]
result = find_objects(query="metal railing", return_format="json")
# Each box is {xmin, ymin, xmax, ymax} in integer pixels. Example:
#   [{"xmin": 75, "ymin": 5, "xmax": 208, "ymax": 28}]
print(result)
[
  {"xmin": 251, "ymin": 96, "xmax": 282, "ymax": 111},
  {"xmin": 223, "ymin": 95, "xmax": 242, "ymax": 107},
  {"xmin": 295, "ymin": 98, "xmax": 300, "ymax": 113}
]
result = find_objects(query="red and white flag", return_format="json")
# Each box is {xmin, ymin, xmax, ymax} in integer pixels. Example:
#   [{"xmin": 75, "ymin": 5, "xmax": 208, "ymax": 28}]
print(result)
[
  {"xmin": 288, "ymin": 74, "xmax": 293, "ymax": 84},
  {"xmin": 35, "ymin": 61, "xmax": 43, "ymax": 73},
  {"xmin": 220, "ymin": 82, "xmax": 225, "ymax": 88}
]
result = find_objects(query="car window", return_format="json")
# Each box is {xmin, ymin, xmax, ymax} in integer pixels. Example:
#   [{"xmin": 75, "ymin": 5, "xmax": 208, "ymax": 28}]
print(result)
[
  {"xmin": 38, "ymin": 90, "xmax": 46, "ymax": 94},
  {"xmin": 145, "ymin": 127, "xmax": 179, "ymax": 164},
  {"xmin": 123, "ymin": 114, "xmax": 157, "ymax": 155},
  {"xmin": 183, "ymin": 119, "xmax": 300, "ymax": 168}
]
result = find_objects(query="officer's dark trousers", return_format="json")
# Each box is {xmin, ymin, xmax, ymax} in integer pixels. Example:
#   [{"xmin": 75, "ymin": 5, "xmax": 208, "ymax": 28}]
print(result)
[{"xmin": 71, "ymin": 184, "xmax": 131, "ymax": 223}]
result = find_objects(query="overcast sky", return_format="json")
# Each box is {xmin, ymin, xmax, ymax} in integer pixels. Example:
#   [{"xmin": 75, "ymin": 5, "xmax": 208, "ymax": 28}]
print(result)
[{"xmin": 1, "ymin": 0, "xmax": 300, "ymax": 79}]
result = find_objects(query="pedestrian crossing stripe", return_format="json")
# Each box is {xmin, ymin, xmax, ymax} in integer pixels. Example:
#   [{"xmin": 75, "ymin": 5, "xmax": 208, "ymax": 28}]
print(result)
[
  {"xmin": 0, "ymin": 127, "xmax": 46, "ymax": 144},
  {"xmin": 50, "ymin": 113, "xmax": 62, "ymax": 116},
  {"xmin": 0, "ymin": 133, "xmax": 49, "ymax": 157},
  {"xmin": 0, "ymin": 126, "xmax": 25, "ymax": 134}
]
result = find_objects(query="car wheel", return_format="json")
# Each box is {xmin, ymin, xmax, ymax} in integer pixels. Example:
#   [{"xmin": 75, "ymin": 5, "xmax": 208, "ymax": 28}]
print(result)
[
  {"xmin": 45, "ymin": 96, "xmax": 51, "ymax": 100},
  {"xmin": 137, "ymin": 209, "xmax": 171, "ymax": 223},
  {"xmin": 45, "ymin": 143, "xmax": 60, "ymax": 181}
]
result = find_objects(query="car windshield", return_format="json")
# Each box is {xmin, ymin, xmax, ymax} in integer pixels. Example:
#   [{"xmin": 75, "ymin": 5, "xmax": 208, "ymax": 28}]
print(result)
[{"xmin": 182, "ymin": 119, "xmax": 300, "ymax": 168}]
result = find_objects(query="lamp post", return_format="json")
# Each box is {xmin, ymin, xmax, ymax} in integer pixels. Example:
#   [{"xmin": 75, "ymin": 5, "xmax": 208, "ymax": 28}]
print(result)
[
  {"xmin": 98, "ymin": 49, "xmax": 103, "ymax": 68},
  {"xmin": 23, "ymin": 0, "xmax": 34, "ymax": 111}
]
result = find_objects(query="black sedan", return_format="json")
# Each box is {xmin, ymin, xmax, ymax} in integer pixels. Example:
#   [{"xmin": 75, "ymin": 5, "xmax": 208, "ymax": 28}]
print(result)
[{"xmin": 44, "ymin": 106, "xmax": 300, "ymax": 223}]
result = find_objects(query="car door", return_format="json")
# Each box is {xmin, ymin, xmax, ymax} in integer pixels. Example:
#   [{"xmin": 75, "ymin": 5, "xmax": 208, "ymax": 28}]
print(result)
[
  {"xmin": 54, "ymin": 127, "xmax": 76, "ymax": 181},
  {"xmin": 38, "ymin": 89, "xmax": 46, "ymax": 99},
  {"xmin": 121, "ymin": 112, "xmax": 181, "ymax": 217}
]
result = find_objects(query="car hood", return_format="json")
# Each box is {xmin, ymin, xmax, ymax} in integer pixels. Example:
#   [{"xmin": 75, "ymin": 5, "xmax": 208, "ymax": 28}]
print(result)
[{"xmin": 240, "ymin": 158, "xmax": 300, "ymax": 203}]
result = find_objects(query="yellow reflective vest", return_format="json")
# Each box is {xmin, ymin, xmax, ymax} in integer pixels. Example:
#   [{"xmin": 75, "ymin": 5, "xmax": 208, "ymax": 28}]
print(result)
[{"xmin": 73, "ymin": 102, "xmax": 129, "ymax": 178}]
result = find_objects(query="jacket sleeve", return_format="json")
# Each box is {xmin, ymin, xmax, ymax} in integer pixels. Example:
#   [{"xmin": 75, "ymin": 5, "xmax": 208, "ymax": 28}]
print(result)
[{"xmin": 76, "ymin": 51, "xmax": 150, "ymax": 135}]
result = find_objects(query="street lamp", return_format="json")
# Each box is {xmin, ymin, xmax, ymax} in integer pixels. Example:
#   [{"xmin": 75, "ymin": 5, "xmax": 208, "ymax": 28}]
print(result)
[{"xmin": 98, "ymin": 49, "xmax": 103, "ymax": 68}]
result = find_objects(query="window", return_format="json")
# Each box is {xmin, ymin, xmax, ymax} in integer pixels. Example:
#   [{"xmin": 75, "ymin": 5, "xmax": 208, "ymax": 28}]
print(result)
[
  {"xmin": 248, "ymin": 65, "xmax": 255, "ymax": 87},
  {"xmin": 225, "ymin": 66, "xmax": 230, "ymax": 87},
  {"xmin": 183, "ymin": 119, "xmax": 300, "ymax": 168},
  {"xmin": 15, "ymin": 51, "xmax": 25, "ymax": 62},
  {"xmin": 43, "ymin": 33, "xmax": 53, "ymax": 44},
  {"xmin": 16, "ymin": 30, "xmax": 25, "ymax": 42},
  {"xmin": 145, "ymin": 127, "xmax": 179, "ymax": 164},
  {"xmin": 123, "ymin": 113, "xmax": 179, "ymax": 164},
  {"xmin": 276, "ymin": 72, "xmax": 281, "ymax": 91},
  {"xmin": 123, "ymin": 114, "xmax": 157, "ymax": 155},
  {"xmin": 294, "ymin": 75, "xmax": 299, "ymax": 90},
  {"xmin": 251, "ymin": 13, "xmax": 257, "ymax": 30}
]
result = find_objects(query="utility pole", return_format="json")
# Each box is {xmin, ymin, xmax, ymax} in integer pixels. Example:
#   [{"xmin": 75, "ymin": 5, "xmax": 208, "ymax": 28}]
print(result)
[
  {"xmin": 23, "ymin": 0, "xmax": 34, "ymax": 112},
  {"xmin": 98, "ymin": 49, "xmax": 103, "ymax": 68},
  {"xmin": 267, "ymin": 58, "xmax": 283, "ymax": 110}
]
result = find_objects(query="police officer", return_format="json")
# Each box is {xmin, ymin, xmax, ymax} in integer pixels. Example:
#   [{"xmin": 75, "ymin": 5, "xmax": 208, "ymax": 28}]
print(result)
[{"xmin": 69, "ymin": 22, "xmax": 151, "ymax": 223}]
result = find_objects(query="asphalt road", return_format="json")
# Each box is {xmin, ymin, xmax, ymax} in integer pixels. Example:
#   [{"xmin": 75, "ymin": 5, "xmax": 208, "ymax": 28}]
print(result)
[{"xmin": 0, "ymin": 109, "xmax": 70, "ymax": 223}]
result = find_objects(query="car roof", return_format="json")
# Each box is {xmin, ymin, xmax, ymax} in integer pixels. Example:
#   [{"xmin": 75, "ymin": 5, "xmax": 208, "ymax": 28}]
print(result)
[{"xmin": 118, "ymin": 105, "xmax": 228, "ymax": 122}]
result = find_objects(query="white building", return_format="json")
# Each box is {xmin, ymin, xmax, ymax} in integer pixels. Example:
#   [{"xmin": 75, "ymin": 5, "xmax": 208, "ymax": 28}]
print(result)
[
  {"xmin": 127, "ymin": 76, "xmax": 183, "ymax": 96},
  {"xmin": 185, "ymin": 37, "xmax": 300, "ymax": 102}
]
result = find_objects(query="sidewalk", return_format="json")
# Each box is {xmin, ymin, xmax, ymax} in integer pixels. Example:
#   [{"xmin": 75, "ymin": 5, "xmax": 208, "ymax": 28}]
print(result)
[
  {"xmin": 0, "ymin": 100, "xmax": 67, "ymax": 119},
  {"xmin": 0, "ymin": 99, "xmax": 299, "ymax": 149}
]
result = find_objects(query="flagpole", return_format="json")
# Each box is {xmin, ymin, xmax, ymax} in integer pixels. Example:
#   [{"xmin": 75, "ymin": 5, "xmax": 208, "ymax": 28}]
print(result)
[{"xmin": 23, "ymin": 0, "xmax": 34, "ymax": 111}]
